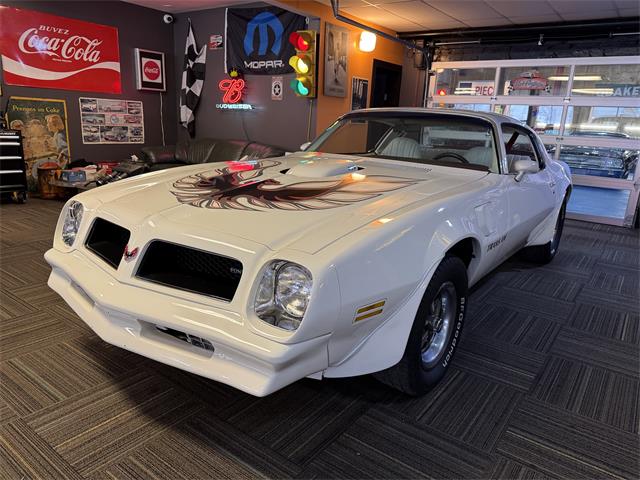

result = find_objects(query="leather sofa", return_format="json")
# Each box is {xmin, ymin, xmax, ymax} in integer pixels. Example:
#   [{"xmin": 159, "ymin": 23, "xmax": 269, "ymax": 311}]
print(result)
[{"xmin": 139, "ymin": 138, "xmax": 286, "ymax": 171}]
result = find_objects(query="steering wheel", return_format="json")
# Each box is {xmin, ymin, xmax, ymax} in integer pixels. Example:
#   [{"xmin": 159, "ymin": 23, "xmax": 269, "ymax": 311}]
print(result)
[{"xmin": 433, "ymin": 152, "xmax": 469, "ymax": 164}]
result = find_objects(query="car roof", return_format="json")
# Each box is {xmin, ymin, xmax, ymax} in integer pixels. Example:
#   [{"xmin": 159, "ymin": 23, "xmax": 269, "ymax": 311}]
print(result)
[{"xmin": 345, "ymin": 107, "xmax": 517, "ymax": 125}]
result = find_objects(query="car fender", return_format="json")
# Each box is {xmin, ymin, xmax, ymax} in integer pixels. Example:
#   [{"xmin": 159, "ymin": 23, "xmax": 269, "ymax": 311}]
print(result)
[{"xmin": 321, "ymin": 202, "xmax": 484, "ymax": 378}]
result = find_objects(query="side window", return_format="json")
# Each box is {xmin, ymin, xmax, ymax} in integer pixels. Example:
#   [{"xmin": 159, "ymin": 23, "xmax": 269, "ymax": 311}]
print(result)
[{"xmin": 502, "ymin": 125, "xmax": 541, "ymax": 173}]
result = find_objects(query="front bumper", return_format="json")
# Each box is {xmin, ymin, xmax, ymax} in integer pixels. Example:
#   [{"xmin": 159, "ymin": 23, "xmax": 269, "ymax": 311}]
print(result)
[{"xmin": 45, "ymin": 248, "xmax": 329, "ymax": 396}]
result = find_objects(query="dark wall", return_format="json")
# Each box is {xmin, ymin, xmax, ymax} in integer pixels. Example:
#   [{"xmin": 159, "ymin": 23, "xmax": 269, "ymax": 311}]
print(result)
[
  {"xmin": 172, "ymin": 6, "xmax": 315, "ymax": 151},
  {"xmin": 0, "ymin": 1, "xmax": 177, "ymax": 162}
]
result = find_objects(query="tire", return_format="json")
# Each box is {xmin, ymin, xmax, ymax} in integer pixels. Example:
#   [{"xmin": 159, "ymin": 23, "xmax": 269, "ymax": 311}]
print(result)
[
  {"xmin": 522, "ymin": 197, "xmax": 567, "ymax": 264},
  {"xmin": 374, "ymin": 256, "xmax": 468, "ymax": 395}
]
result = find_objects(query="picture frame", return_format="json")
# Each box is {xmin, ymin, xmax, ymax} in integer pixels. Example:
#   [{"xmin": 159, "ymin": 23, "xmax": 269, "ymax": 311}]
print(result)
[
  {"xmin": 324, "ymin": 23, "xmax": 348, "ymax": 97},
  {"xmin": 134, "ymin": 48, "xmax": 166, "ymax": 91}
]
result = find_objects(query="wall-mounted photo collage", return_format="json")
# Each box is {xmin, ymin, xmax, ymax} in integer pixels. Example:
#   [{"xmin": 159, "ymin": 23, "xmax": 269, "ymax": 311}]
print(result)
[{"xmin": 79, "ymin": 98, "xmax": 145, "ymax": 144}]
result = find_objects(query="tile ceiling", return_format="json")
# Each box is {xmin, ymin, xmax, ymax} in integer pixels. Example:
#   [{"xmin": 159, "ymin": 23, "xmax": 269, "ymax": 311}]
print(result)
[
  {"xmin": 321, "ymin": 0, "xmax": 640, "ymax": 33},
  {"xmin": 124, "ymin": 0, "xmax": 639, "ymax": 32}
]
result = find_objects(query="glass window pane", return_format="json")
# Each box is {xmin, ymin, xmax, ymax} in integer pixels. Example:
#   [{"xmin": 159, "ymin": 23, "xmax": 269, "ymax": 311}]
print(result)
[
  {"xmin": 560, "ymin": 144, "xmax": 638, "ymax": 180},
  {"xmin": 433, "ymin": 103, "xmax": 492, "ymax": 112},
  {"xmin": 565, "ymin": 106, "xmax": 640, "ymax": 140},
  {"xmin": 495, "ymin": 105, "xmax": 564, "ymax": 135},
  {"xmin": 499, "ymin": 66, "xmax": 570, "ymax": 96},
  {"xmin": 435, "ymin": 68, "xmax": 496, "ymax": 96},
  {"xmin": 571, "ymin": 64, "xmax": 640, "ymax": 97},
  {"xmin": 567, "ymin": 185, "xmax": 630, "ymax": 220}
]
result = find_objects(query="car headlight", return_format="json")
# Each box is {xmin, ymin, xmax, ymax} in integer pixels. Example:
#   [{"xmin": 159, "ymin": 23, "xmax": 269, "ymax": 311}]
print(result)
[
  {"xmin": 61, "ymin": 201, "xmax": 84, "ymax": 247},
  {"xmin": 254, "ymin": 261, "xmax": 312, "ymax": 331}
]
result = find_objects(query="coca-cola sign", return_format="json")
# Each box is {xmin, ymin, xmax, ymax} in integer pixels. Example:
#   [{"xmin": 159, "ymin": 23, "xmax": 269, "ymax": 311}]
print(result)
[
  {"xmin": 0, "ymin": 7, "xmax": 121, "ymax": 93},
  {"xmin": 134, "ymin": 48, "xmax": 166, "ymax": 92},
  {"xmin": 143, "ymin": 61, "xmax": 161, "ymax": 81}
]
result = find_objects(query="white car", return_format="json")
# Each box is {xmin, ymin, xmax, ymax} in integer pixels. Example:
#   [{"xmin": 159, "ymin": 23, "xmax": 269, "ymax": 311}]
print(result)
[{"xmin": 45, "ymin": 109, "xmax": 571, "ymax": 396}]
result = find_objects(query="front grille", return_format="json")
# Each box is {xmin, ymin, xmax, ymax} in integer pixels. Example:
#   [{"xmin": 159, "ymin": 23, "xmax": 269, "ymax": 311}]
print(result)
[
  {"xmin": 85, "ymin": 218, "xmax": 131, "ymax": 268},
  {"xmin": 136, "ymin": 241, "xmax": 243, "ymax": 301}
]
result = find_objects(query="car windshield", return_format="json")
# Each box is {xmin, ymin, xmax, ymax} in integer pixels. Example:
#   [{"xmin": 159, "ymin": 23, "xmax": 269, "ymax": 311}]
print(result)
[{"xmin": 306, "ymin": 113, "xmax": 499, "ymax": 172}]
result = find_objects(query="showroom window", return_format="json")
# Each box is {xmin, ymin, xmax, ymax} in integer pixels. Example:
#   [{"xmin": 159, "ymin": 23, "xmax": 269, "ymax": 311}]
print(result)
[
  {"xmin": 429, "ymin": 56, "xmax": 639, "ymax": 227},
  {"xmin": 435, "ymin": 68, "xmax": 496, "ymax": 96},
  {"xmin": 571, "ymin": 64, "xmax": 640, "ymax": 97},
  {"xmin": 564, "ymin": 106, "xmax": 640, "ymax": 139},
  {"xmin": 498, "ymin": 65, "xmax": 570, "ymax": 96},
  {"xmin": 437, "ymin": 103, "xmax": 492, "ymax": 112},
  {"xmin": 495, "ymin": 105, "xmax": 564, "ymax": 135}
]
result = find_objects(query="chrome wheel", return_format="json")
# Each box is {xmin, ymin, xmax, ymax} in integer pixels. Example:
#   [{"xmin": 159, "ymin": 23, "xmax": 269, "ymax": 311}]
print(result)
[{"xmin": 421, "ymin": 281, "xmax": 457, "ymax": 366}]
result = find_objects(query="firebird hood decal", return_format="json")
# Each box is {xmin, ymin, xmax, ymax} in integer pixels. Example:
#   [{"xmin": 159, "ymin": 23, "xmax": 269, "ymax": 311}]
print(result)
[{"xmin": 171, "ymin": 160, "xmax": 423, "ymax": 211}]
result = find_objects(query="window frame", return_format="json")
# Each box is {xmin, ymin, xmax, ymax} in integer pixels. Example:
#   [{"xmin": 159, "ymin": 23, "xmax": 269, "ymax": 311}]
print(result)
[{"xmin": 501, "ymin": 122, "xmax": 546, "ymax": 173}]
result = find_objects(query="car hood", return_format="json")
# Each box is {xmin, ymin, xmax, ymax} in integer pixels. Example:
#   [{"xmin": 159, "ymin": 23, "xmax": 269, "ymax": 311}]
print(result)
[{"xmin": 87, "ymin": 153, "xmax": 488, "ymax": 254}]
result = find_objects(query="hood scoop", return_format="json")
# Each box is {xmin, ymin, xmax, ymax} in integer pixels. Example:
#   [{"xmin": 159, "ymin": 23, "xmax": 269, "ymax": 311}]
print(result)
[{"xmin": 286, "ymin": 158, "xmax": 360, "ymax": 178}]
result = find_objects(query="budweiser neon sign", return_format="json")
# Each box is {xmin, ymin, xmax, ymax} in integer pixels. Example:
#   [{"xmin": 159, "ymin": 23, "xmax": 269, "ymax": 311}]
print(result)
[
  {"xmin": 0, "ymin": 7, "xmax": 121, "ymax": 93},
  {"xmin": 216, "ymin": 74, "xmax": 253, "ymax": 110}
]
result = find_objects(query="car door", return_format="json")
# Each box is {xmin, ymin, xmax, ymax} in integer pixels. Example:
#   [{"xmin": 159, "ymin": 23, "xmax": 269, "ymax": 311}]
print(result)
[{"xmin": 501, "ymin": 124, "xmax": 556, "ymax": 256}]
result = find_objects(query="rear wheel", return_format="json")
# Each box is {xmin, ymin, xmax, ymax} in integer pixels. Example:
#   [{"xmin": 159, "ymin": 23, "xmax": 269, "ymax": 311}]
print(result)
[
  {"xmin": 374, "ymin": 256, "xmax": 468, "ymax": 395},
  {"xmin": 522, "ymin": 197, "xmax": 567, "ymax": 264}
]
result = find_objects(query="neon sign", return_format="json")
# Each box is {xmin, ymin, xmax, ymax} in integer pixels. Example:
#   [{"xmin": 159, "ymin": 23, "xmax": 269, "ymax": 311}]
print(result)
[
  {"xmin": 216, "ymin": 72, "xmax": 253, "ymax": 110},
  {"xmin": 218, "ymin": 78, "xmax": 245, "ymax": 103}
]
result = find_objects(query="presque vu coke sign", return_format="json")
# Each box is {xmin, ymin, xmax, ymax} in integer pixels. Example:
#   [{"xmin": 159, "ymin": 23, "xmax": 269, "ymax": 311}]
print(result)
[{"xmin": 0, "ymin": 7, "xmax": 121, "ymax": 94}]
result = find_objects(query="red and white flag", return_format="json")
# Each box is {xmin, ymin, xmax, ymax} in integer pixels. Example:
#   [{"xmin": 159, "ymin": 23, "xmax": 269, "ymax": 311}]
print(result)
[{"xmin": 0, "ymin": 7, "xmax": 121, "ymax": 94}]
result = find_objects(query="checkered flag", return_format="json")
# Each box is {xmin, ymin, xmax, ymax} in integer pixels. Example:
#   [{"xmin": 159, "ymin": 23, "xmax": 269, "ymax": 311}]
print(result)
[{"xmin": 180, "ymin": 19, "xmax": 206, "ymax": 138}]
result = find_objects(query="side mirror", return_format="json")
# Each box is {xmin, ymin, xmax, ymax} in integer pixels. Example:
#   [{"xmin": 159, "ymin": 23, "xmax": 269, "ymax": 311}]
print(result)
[
  {"xmin": 300, "ymin": 142, "xmax": 311, "ymax": 151},
  {"xmin": 513, "ymin": 159, "xmax": 539, "ymax": 182}
]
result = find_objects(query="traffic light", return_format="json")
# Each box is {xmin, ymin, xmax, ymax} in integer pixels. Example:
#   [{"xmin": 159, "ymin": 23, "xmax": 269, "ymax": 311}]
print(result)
[{"xmin": 288, "ymin": 30, "xmax": 317, "ymax": 98}]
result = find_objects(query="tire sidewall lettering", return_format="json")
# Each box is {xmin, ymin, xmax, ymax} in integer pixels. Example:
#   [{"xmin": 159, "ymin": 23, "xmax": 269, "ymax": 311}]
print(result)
[{"xmin": 442, "ymin": 295, "xmax": 465, "ymax": 368}]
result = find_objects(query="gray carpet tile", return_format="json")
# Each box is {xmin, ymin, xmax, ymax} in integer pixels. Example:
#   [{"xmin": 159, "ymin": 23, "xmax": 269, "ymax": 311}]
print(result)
[
  {"xmin": 1, "ymin": 197, "xmax": 639, "ymax": 479},
  {"xmin": 496, "ymin": 398, "xmax": 639, "ymax": 479}
]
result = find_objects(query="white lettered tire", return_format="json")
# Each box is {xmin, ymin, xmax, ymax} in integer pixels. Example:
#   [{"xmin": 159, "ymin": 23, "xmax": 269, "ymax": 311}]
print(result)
[{"xmin": 374, "ymin": 256, "xmax": 468, "ymax": 395}]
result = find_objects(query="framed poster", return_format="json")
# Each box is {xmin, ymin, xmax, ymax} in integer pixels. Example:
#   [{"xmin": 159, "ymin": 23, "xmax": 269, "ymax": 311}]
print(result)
[
  {"xmin": 351, "ymin": 77, "xmax": 369, "ymax": 110},
  {"xmin": 6, "ymin": 97, "xmax": 71, "ymax": 190},
  {"xmin": 324, "ymin": 23, "xmax": 348, "ymax": 97},
  {"xmin": 0, "ymin": 7, "xmax": 121, "ymax": 94},
  {"xmin": 135, "ymin": 48, "xmax": 166, "ymax": 91},
  {"xmin": 79, "ymin": 98, "xmax": 144, "ymax": 144}
]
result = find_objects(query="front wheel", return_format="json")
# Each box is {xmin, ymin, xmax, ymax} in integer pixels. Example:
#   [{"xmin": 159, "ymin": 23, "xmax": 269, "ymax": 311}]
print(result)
[{"xmin": 374, "ymin": 256, "xmax": 468, "ymax": 395}]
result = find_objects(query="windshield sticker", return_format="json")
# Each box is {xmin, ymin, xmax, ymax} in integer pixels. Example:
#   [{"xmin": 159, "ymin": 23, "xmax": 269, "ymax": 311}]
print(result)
[{"xmin": 171, "ymin": 160, "xmax": 421, "ymax": 211}]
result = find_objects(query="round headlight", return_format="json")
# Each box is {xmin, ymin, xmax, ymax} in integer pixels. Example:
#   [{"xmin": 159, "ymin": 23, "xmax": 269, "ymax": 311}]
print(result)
[
  {"xmin": 275, "ymin": 264, "xmax": 313, "ymax": 318},
  {"xmin": 254, "ymin": 260, "xmax": 313, "ymax": 331},
  {"xmin": 62, "ymin": 201, "xmax": 83, "ymax": 247}
]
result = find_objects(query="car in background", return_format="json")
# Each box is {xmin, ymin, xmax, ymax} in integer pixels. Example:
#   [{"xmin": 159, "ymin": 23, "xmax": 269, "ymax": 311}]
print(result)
[
  {"xmin": 558, "ymin": 129, "xmax": 638, "ymax": 179},
  {"xmin": 45, "ymin": 109, "xmax": 571, "ymax": 397}
]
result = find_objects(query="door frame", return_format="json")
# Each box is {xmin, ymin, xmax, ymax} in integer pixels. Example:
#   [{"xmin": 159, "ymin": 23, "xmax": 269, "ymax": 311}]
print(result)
[{"xmin": 370, "ymin": 59, "xmax": 403, "ymax": 108}]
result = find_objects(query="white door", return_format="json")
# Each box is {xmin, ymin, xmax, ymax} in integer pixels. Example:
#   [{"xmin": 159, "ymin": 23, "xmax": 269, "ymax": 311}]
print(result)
[{"xmin": 501, "ymin": 124, "xmax": 556, "ymax": 256}]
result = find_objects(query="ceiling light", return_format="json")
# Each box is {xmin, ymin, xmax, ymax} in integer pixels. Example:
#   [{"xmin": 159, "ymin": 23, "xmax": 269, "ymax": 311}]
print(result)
[
  {"xmin": 359, "ymin": 31, "xmax": 376, "ymax": 52},
  {"xmin": 548, "ymin": 75, "xmax": 603, "ymax": 81}
]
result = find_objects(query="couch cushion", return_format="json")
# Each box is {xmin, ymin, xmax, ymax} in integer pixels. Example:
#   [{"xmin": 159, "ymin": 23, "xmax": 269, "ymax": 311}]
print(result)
[
  {"xmin": 242, "ymin": 142, "xmax": 286, "ymax": 160},
  {"xmin": 210, "ymin": 140, "xmax": 249, "ymax": 163},
  {"xmin": 185, "ymin": 139, "xmax": 218, "ymax": 164},
  {"xmin": 141, "ymin": 146, "xmax": 182, "ymax": 165}
]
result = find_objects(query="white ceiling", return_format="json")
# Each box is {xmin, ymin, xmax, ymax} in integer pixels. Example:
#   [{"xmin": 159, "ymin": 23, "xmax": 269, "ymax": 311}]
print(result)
[
  {"xmin": 122, "ymin": 0, "xmax": 253, "ymax": 13},
  {"xmin": 123, "ymin": 0, "xmax": 639, "ymax": 31},
  {"xmin": 320, "ymin": 0, "xmax": 640, "ymax": 33}
]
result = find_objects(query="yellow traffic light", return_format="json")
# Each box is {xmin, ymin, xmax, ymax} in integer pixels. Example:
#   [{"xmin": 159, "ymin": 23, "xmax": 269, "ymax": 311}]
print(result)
[{"xmin": 288, "ymin": 30, "xmax": 317, "ymax": 98}]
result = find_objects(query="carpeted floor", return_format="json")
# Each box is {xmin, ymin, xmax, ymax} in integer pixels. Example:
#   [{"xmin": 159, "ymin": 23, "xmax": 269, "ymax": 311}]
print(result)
[{"xmin": 1, "ymin": 197, "xmax": 639, "ymax": 479}]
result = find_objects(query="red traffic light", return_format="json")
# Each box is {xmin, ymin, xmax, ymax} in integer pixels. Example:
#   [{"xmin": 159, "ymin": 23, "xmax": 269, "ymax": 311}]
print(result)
[{"xmin": 289, "ymin": 32, "xmax": 310, "ymax": 51}]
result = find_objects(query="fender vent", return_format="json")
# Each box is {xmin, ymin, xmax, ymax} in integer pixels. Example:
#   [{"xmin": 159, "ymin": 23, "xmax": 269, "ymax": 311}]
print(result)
[{"xmin": 136, "ymin": 241, "xmax": 243, "ymax": 301}]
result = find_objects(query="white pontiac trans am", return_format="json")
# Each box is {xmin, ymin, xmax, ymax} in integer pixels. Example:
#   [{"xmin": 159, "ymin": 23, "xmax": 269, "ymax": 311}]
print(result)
[{"xmin": 45, "ymin": 109, "xmax": 571, "ymax": 396}]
